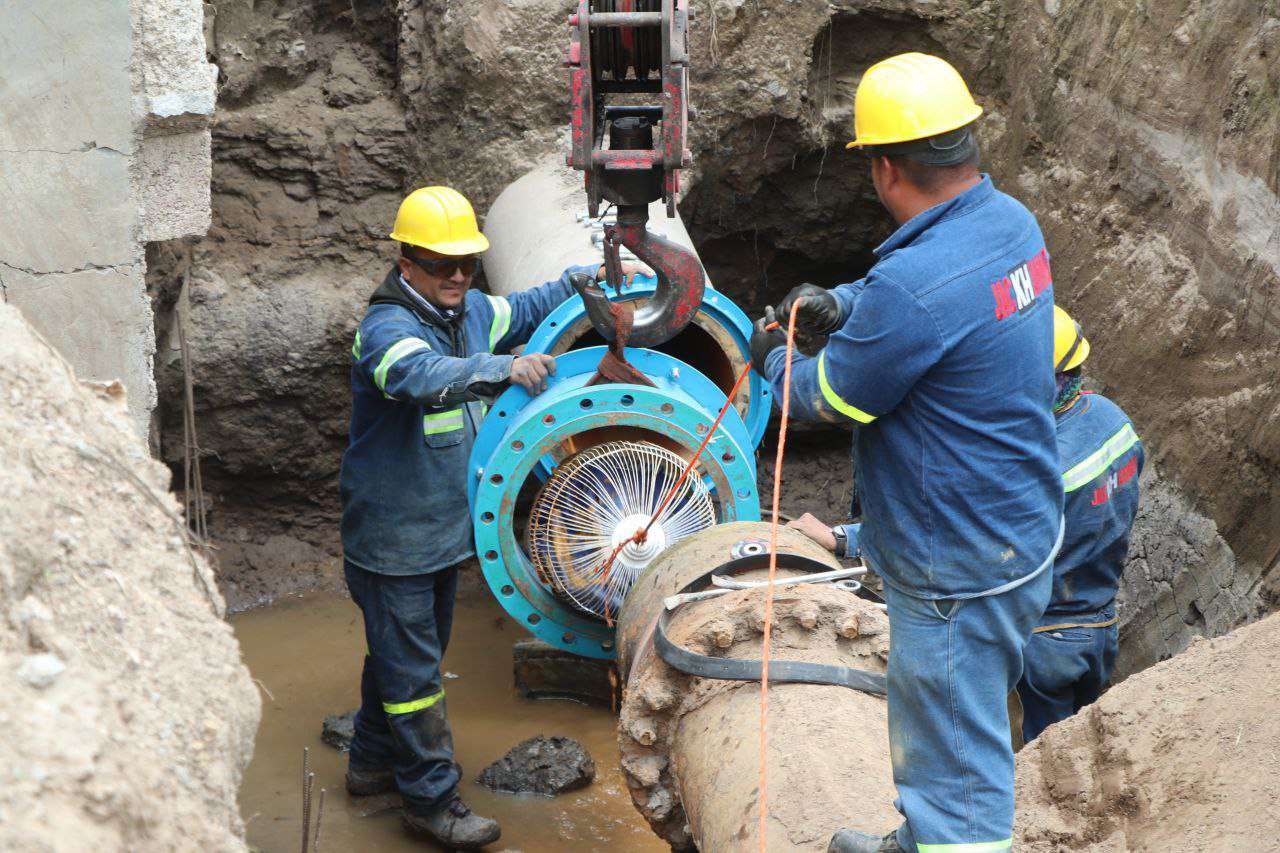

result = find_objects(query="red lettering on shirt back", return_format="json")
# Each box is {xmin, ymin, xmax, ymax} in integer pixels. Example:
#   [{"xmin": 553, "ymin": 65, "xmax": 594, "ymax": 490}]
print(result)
[
  {"xmin": 991, "ymin": 251, "xmax": 1052, "ymax": 321},
  {"xmin": 992, "ymin": 278, "xmax": 1016, "ymax": 320},
  {"xmin": 1028, "ymin": 249, "xmax": 1052, "ymax": 296},
  {"xmin": 1089, "ymin": 452, "xmax": 1138, "ymax": 506}
]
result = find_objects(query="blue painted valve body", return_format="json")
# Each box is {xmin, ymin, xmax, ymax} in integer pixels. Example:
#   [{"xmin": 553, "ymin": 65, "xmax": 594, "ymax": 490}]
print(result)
[{"xmin": 468, "ymin": 279, "xmax": 768, "ymax": 659}]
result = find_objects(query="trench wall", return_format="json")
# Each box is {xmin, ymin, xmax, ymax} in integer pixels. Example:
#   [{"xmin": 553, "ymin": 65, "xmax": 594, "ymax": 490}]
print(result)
[{"xmin": 0, "ymin": 0, "xmax": 215, "ymax": 439}]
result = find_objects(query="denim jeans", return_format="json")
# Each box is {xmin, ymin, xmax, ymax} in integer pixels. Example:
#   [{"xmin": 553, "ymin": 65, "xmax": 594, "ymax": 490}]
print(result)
[
  {"xmin": 884, "ymin": 566, "xmax": 1052, "ymax": 852},
  {"xmin": 344, "ymin": 560, "xmax": 460, "ymax": 814},
  {"xmin": 1016, "ymin": 608, "xmax": 1118, "ymax": 742}
]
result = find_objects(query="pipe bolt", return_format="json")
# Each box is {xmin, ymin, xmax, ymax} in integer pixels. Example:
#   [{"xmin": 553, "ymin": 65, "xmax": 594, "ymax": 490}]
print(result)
[
  {"xmin": 629, "ymin": 716, "xmax": 659, "ymax": 746},
  {"xmin": 794, "ymin": 604, "xmax": 819, "ymax": 630},
  {"xmin": 705, "ymin": 618, "xmax": 735, "ymax": 649}
]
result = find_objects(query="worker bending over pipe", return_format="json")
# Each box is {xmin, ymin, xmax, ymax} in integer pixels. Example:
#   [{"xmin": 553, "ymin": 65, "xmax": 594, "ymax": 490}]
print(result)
[
  {"xmin": 750, "ymin": 53, "xmax": 1063, "ymax": 853},
  {"xmin": 338, "ymin": 186, "xmax": 620, "ymax": 849},
  {"xmin": 1017, "ymin": 307, "xmax": 1143, "ymax": 741}
]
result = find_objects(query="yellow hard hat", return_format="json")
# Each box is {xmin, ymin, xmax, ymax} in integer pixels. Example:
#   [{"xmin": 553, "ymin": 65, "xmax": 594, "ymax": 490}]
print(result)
[
  {"xmin": 847, "ymin": 53, "xmax": 983, "ymax": 149},
  {"xmin": 1053, "ymin": 305, "xmax": 1091, "ymax": 372},
  {"xmin": 389, "ymin": 186, "xmax": 490, "ymax": 256}
]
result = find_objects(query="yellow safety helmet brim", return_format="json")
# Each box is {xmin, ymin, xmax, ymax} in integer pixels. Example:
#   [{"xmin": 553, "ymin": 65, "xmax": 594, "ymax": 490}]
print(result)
[
  {"xmin": 846, "ymin": 52, "xmax": 984, "ymax": 149},
  {"xmin": 1053, "ymin": 305, "xmax": 1091, "ymax": 372},
  {"xmin": 390, "ymin": 232, "xmax": 491, "ymax": 256},
  {"xmin": 389, "ymin": 186, "xmax": 491, "ymax": 256}
]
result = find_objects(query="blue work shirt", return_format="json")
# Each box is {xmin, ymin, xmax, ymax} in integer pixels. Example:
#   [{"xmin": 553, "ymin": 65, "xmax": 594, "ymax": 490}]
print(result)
[
  {"xmin": 340, "ymin": 265, "xmax": 592, "ymax": 575},
  {"xmin": 1049, "ymin": 392, "xmax": 1143, "ymax": 616},
  {"xmin": 769, "ymin": 175, "xmax": 1064, "ymax": 599}
]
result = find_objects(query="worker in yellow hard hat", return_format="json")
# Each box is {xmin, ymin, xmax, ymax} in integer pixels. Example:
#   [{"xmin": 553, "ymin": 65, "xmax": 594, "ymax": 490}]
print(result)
[
  {"xmin": 338, "ymin": 186, "xmax": 614, "ymax": 849},
  {"xmin": 1016, "ymin": 306, "xmax": 1142, "ymax": 742},
  {"xmin": 748, "ymin": 54, "xmax": 1065, "ymax": 853}
]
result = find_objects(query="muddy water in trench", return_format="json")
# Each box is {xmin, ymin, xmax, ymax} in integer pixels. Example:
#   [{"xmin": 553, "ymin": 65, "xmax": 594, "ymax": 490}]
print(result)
[{"xmin": 233, "ymin": 590, "xmax": 664, "ymax": 852}]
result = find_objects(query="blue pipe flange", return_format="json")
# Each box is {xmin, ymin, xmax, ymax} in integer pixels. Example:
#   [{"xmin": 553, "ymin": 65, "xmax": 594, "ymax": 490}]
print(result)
[
  {"xmin": 469, "ymin": 347, "xmax": 761, "ymax": 659},
  {"xmin": 523, "ymin": 274, "xmax": 770, "ymax": 449},
  {"xmin": 469, "ymin": 347, "xmax": 757, "ymax": 507}
]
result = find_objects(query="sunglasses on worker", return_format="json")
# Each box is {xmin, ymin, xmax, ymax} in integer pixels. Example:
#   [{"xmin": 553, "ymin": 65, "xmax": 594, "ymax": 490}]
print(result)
[{"xmin": 407, "ymin": 252, "xmax": 479, "ymax": 278}]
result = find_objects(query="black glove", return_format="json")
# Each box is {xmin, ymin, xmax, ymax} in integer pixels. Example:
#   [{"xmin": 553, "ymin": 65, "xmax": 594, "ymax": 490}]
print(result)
[
  {"xmin": 775, "ymin": 283, "xmax": 841, "ymax": 334},
  {"xmin": 750, "ymin": 307, "xmax": 789, "ymax": 376}
]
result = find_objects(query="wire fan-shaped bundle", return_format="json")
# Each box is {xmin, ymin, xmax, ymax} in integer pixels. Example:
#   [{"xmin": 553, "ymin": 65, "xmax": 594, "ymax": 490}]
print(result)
[{"xmin": 528, "ymin": 440, "xmax": 715, "ymax": 619}]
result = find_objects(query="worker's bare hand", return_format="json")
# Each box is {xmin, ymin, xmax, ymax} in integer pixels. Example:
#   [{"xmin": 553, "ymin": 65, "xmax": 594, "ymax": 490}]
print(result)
[
  {"xmin": 510, "ymin": 353, "xmax": 557, "ymax": 394},
  {"xmin": 596, "ymin": 262, "xmax": 647, "ymax": 289},
  {"xmin": 787, "ymin": 512, "xmax": 836, "ymax": 552}
]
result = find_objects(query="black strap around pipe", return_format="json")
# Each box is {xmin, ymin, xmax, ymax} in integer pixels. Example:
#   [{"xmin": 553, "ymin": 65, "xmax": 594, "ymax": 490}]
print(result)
[{"xmin": 651, "ymin": 553, "xmax": 888, "ymax": 697}]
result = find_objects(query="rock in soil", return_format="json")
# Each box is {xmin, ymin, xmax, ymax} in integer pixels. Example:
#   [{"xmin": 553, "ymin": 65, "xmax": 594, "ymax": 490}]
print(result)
[
  {"xmin": 322, "ymin": 709, "xmax": 356, "ymax": 752},
  {"xmin": 476, "ymin": 736, "xmax": 596, "ymax": 796}
]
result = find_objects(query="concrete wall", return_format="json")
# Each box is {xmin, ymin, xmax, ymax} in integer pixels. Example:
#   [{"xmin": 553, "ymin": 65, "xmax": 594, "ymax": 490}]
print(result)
[{"xmin": 0, "ymin": 1, "xmax": 215, "ymax": 438}]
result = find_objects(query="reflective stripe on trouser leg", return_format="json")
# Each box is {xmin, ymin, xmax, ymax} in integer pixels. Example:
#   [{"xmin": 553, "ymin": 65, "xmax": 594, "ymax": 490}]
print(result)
[
  {"xmin": 342, "ymin": 561, "xmax": 461, "ymax": 811},
  {"xmin": 884, "ymin": 569, "xmax": 1051, "ymax": 851},
  {"xmin": 386, "ymin": 694, "xmax": 458, "ymax": 816}
]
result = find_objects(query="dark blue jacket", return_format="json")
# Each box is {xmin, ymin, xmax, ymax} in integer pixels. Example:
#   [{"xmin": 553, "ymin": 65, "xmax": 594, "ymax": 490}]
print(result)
[
  {"xmin": 339, "ymin": 265, "xmax": 591, "ymax": 575},
  {"xmin": 1049, "ymin": 392, "xmax": 1143, "ymax": 616},
  {"xmin": 768, "ymin": 176, "xmax": 1064, "ymax": 599}
]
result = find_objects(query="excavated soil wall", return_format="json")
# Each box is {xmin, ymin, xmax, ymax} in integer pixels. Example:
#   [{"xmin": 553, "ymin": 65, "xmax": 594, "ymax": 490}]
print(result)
[
  {"xmin": 0, "ymin": 303, "xmax": 260, "ymax": 849},
  {"xmin": 154, "ymin": 0, "xmax": 1279, "ymax": 675}
]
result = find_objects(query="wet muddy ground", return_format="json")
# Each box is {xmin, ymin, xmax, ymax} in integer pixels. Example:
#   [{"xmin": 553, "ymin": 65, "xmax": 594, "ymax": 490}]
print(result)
[{"xmin": 233, "ymin": 591, "xmax": 664, "ymax": 852}]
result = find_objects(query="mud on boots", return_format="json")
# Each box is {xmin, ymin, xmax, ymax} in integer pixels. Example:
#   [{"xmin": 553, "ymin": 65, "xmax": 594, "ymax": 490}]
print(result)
[
  {"xmin": 1015, "ymin": 307, "xmax": 1143, "ymax": 743},
  {"xmin": 755, "ymin": 52, "xmax": 1063, "ymax": 851},
  {"xmin": 340, "ymin": 186, "xmax": 613, "ymax": 849}
]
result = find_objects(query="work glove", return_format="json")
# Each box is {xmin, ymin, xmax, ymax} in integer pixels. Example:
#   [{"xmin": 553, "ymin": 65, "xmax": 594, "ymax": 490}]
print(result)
[
  {"xmin": 509, "ymin": 353, "xmax": 557, "ymax": 394},
  {"xmin": 749, "ymin": 307, "xmax": 789, "ymax": 377},
  {"xmin": 775, "ymin": 283, "xmax": 842, "ymax": 334}
]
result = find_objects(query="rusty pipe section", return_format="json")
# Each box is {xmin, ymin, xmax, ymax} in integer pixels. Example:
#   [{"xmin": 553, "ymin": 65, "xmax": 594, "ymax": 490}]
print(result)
[{"xmin": 615, "ymin": 522, "xmax": 900, "ymax": 851}]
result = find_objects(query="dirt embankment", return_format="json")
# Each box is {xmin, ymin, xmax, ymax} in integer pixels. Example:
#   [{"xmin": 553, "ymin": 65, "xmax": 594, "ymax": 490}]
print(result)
[
  {"xmin": 0, "ymin": 304, "xmax": 260, "ymax": 849},
  {"xmin": 1014, "ymin": 610, "xmax": 1280, "ymax": 851},
  {"xmin": 158, "ymin": 0, "xmax": 1277, "ymax": 675}
]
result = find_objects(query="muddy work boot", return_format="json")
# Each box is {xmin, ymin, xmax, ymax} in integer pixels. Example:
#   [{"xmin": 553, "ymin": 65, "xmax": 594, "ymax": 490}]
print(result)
[
  {"xmin": 404, "ymin": 795, "xmax": 501, "ymax": 850},
  {"xmin": 828, "ymin": 828, "xmax": 908, "ymax": 853},
  {"xmin": 345, "ymin": 762, "xmax": 397, "ymax": 797}
]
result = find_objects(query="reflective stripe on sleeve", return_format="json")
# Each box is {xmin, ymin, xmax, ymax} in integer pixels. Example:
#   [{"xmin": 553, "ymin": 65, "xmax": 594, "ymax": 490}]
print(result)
[
  {"xmin": 916, "ymin": 840, "xmax": 1012, "ymax": 853},
  {"xmin": 374, "ymin": 337, "xmax": 431, "ymax": 392},
  {"xmin": 1062, "ymin": 423, "xmax": 1139, "ymax": 492},
  {"xmin": 351, "ymin": 329, "xmax": 362, "ymax": 359},
  {"xmin": 383, "ymin": 688, "xmax": 445, "ymax": 715},
  {"xmin": 424, "ymin": 408, "xmax": 464, "ymax": 435},
  {"xmin": 486, "ymin": 294, "xmax": 512, "ymax": 351},
  {"xmin": 817, "ymin": 351, "xmax": 877, "ymax": 424}
]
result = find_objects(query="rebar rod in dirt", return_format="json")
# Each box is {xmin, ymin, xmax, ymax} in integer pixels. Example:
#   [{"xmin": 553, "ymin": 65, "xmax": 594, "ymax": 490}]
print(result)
[
  {"xmin": 300, "ymin": 749, "xmax": 312, "ymax": 853},
  {"xmin": 178, "ymin": 308, "xmax": 208, "ymax": 545},
  {"xmin": 312, "ymin": 788, "xmax": 326, "ymax": 852}
]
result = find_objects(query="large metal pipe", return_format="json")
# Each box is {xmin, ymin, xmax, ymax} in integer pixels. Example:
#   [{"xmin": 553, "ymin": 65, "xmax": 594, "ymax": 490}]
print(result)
[
  {"xmin": 616, "ymin": 522, "xmax": 900, "ymax": 850},
  {"xmin": 483, "ymin": 155, "xmax": 700, "ymax": 298},
  {"xmin": 482, "ymin": 157, "xmax": 769, "ymax": 447}
]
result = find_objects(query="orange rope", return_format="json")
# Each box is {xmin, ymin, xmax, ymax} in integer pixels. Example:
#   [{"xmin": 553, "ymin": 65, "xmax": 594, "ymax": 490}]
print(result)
[
  {"xmin": 758, "ymin": 297, "xmax": 803, "ymax": 850},
  {"xmin": 593, "ymin": 361, "xmax": 754, "ymax": 626}
]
